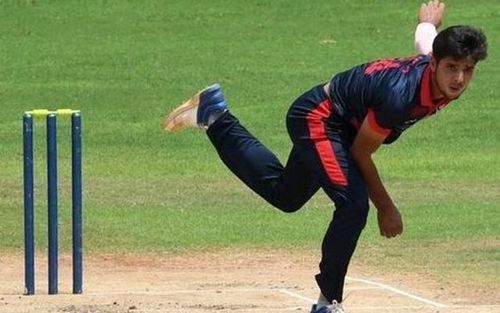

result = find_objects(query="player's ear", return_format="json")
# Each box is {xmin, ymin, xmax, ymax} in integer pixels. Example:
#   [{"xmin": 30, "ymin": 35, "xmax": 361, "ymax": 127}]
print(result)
[{"xmin": 429, "ymin": 52, "xmax": 437, "ymax": 72}]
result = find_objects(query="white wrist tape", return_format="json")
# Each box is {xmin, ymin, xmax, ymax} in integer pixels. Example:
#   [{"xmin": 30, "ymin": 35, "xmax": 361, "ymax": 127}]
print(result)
[{"xmin": 415, "ymin": 22, "xmax": 437, "ymax": 55}]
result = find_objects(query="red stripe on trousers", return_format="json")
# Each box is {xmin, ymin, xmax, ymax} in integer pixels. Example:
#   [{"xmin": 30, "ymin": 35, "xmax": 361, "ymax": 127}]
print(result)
[{"xmin": 306, "ymin": 99, "xmax": 348, "ymax": 186}]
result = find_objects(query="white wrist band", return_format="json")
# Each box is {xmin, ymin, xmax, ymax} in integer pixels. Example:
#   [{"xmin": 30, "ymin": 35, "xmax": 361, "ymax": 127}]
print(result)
[{"xmin": 415, "ymin": 22, "xmax": 437, "ymax": 55}]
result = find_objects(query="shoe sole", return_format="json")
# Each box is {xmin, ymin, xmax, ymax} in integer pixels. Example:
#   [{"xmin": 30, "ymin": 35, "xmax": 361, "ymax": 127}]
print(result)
[{"xmin": 162, "ymin": 91, "xmax": 202, "ymax": 132}]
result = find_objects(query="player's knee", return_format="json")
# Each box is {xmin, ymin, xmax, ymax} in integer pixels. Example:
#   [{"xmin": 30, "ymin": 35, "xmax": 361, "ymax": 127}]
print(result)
[{"xmin": 273, "ymin": 199, "xmax": 304, "ymax": 213}]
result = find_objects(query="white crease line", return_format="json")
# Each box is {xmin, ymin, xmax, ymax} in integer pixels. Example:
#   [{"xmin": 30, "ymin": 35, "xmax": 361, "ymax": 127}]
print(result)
[
  {"xmin": 344, "ymin": 286, "xmax": 381, "ymax": 291},
  {"xmin": 346, "ymin": 276, "xmax": 449, "ymax": 308},
  {"xmin": 277, "ymin": 289, "xmax": 439, "ymax": 310},
  {"xmin": 279, "ymin": 289, "xmax": 316, "ymax": 304},
  {"xmin": 86, "ymin": 288, "xmax": 273, "ymax": 296}
]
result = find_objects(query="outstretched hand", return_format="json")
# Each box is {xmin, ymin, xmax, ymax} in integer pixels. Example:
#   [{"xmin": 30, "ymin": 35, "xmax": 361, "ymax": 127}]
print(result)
[{"xmin": 418, "ymin": 0, "xmax": 446, "ymax": 28}]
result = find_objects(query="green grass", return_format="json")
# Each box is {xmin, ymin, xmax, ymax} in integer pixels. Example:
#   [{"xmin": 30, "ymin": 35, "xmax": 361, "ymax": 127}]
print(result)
[{"xmin": 0, "ymin": 0, "xmax": 499, "ymax": 293}]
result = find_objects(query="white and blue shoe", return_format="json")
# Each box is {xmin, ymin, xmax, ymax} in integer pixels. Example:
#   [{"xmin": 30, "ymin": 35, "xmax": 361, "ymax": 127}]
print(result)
[
  {"xmin": 310, "ymin": 301, "xmax": 346, "ymax": 313},
  {"xmin": 163, "ymin": 83, "xmax": 228, "ymax": 131}
]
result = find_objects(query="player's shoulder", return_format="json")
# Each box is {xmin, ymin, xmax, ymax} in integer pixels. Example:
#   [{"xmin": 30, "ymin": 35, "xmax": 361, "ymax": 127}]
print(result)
[
  {"xmin": 368, "ymin": 55, "xmax": 429, "ymax": 108},
  {"xmin": 363, "ymin": 54, "xmax": 430, "ymax": 76}
]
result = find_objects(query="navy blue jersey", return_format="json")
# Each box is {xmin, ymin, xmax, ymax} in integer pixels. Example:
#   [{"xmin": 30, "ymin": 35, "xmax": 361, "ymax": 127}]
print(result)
[{"xmin": 327, "ymin": 54, "xmax": 450, "ymax": 144}]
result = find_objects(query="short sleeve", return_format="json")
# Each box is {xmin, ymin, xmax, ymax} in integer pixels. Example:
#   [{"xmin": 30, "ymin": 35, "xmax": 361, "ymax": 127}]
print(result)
[{"xmin": 370, "ymin": 87, "xmax": 407, "ymax": 131}]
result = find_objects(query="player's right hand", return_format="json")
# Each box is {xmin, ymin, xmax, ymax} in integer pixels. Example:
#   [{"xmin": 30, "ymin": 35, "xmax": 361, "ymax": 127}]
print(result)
[
  {"xmin": 418, "ymin": 0, "xmax": 446, "ymax": 28},
  {"xmin": 377, "ymin": 205, "xmax": 403, "ymax": 239}
]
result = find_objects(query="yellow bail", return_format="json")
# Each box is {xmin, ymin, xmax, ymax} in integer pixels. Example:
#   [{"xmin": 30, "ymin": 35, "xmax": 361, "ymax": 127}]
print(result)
[{"xmin": 25, "ymin": 109, "xmax": 80, "ymax": 117}]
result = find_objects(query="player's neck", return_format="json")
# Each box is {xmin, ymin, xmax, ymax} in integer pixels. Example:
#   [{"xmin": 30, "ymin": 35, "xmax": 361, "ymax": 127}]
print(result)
[{"xmin": 430, "ymin": 72, "xmax": 446, "ymax": 101}]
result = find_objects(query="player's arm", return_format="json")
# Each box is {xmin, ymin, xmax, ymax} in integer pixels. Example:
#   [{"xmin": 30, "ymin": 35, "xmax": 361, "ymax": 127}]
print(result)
[
  {"xmin": 415, "ymin": 0, "xmax": 446, "ymax": 54},
  {"xmin": 350, "ymin": 113, "xmax": 403, "ymax": 238}
]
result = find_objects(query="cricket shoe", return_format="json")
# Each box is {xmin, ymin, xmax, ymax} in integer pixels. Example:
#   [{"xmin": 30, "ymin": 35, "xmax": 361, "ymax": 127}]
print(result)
[
  {"xmin": 310, "ymin": 301, "xmax": 346, "ymax": 313},
  {"xmin": 163, "ymin": 83, "xmax": 228, "ymax": 131}
]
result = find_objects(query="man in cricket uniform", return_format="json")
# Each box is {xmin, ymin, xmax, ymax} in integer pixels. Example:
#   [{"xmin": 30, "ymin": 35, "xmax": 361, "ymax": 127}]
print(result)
[{"xmin": 163, "ymin": 1, "xmax": 487, "ymax": 312}]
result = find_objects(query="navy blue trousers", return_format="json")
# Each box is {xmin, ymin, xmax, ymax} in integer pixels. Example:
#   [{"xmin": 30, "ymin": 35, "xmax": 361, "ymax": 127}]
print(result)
[{"xmin": 206, "ymin": 84, "xmax": 369, "ymax": 302}]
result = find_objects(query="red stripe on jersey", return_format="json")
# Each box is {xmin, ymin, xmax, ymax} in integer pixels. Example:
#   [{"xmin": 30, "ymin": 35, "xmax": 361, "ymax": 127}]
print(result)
[
  {"xmin": 367, "ymin": 109, "xmax": 392, "ymax": 136},
  {"xmin": 306, "ymin": 100, "xmax": 348, "ymax": 186}
]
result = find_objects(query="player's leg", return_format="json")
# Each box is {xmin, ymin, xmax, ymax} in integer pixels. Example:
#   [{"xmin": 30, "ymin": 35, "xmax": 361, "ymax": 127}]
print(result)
[
  {"xmin": 293, "ymin": 130, "xmax": 368, "ymax": 311},
  {"xmin": 164, "ymin": 83, "xmax": 320, "ymax": 212},
  {"xmin": 288, "ymin": 142, "xmax": 368, "ymax": 308},
  {"xmin": 286, "ymin": 84, "xmax": 369, "ymax": 311},
  {"xmin": 314, "ymin": 161, "xmax": 368, "ymax": 304},
  {"xmin": 207, "ymin": 115, "xmax": 320, "ymax": 212}
]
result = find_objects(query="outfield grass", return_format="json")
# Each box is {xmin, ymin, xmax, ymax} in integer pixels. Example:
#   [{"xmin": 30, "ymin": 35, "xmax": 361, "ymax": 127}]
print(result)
[{"xmin": 0, "ymin": 0, "xmax": 499, "ymax": 291}]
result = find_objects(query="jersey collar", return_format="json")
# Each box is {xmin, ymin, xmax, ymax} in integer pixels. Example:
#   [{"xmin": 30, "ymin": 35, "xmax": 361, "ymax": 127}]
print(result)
[{"xmin": 420, "ymin": 65, "xmax": 450, "ymax": 111}]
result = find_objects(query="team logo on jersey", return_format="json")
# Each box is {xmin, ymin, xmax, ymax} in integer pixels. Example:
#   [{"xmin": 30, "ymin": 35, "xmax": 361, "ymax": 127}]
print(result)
[{"xmin": 364, "ymin": 56, "xmax": 424, "ymax": 76}]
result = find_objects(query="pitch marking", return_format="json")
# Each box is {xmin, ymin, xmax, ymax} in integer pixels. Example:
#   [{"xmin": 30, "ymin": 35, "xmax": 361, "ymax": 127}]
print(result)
[{"xmin": 346, "ymin": 276, "xmax": 449, "ymax": 308}]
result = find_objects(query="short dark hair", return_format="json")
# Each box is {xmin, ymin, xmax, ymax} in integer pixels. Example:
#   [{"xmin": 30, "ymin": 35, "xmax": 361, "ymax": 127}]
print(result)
[{"xmin": 433, "ymin": 25, "xmax": 488, "ymax": 63}]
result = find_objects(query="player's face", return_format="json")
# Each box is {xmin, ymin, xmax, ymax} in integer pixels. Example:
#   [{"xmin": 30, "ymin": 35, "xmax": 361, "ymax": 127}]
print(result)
[{"xmin": 430, "ymin": 56, "xmax": 476, "ymax": 100}]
